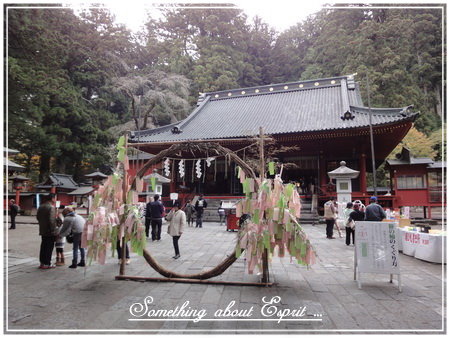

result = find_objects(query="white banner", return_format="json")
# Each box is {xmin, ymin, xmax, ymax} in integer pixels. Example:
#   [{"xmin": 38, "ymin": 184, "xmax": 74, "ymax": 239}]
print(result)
[{"xmin": 355, "ymin": 221, "xmax": 401, "ymax": 275}]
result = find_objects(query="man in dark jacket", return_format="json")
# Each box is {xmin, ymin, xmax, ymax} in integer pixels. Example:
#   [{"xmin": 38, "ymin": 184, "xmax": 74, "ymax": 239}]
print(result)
[
  {"xmin": 9, "ymin": 199, "xmax": 19, "ymax": 229},
  {"xmin": 365, "ymin": 196, "xmax": 386, "ymax": 221},
  {"xmin": 195, "ymin": 195, "xmax": 208, "ymax": 228},
  {"xmin": 36, "ymin": 194, "xmax": 57, "ymax": 269},
  {"xmin": 347, "ymin": 203, "xmax": 365, "ymax": 245},
  {"xmin": 145, "ymin": 194, "xmax": 165, "ymax": 241}
]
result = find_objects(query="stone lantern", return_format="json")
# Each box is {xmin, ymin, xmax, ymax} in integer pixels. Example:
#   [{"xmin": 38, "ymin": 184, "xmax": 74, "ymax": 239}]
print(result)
[
  {"xmin": 143, "ymin": 169, "xmax": 171, "ymax": 203},
  {"xmin": 328, "ymin": 161, "xmax": 360, "ymax": 218},
  {"xmin": 85, "ymin": 170, "xmax": 108, "ymax": 188},
  {"xmin": 10, "ymin": 175, "xmax": 29, "ymax": 205}
]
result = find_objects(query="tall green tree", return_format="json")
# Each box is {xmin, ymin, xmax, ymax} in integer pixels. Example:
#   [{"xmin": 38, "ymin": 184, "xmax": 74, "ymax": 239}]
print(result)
[
  {"xmin": 7, "ymin": 7, "xmax": 135, "ymax": 180},
  {"xmin": 112, "ymin": 70, "xmax": 190, "ymax": 130},
  {"xmin": 144, "ymin": 7, "xmax": 274, "ymax": 97},
  {"xmin": 275, "ymin": 6, "xmax": 442, "ymax": 135}
]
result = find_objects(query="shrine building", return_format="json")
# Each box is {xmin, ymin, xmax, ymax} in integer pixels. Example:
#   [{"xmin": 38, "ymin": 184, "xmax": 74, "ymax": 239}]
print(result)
[{"xmin": 129, "ymin": 75, "xmax": 418, "ymax": 211}]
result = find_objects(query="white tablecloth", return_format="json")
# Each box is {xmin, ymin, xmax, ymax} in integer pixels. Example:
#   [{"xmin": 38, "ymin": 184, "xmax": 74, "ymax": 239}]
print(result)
[{"xmin": 397, "ymin": 228, "xmax": 445, "ymax": 263}]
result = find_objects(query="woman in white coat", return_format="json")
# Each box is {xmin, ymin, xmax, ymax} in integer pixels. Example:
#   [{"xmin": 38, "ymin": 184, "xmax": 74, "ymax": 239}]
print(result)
[{"xmin": 166, "ymin": 201, "xmax": 186, "ymax": 259}]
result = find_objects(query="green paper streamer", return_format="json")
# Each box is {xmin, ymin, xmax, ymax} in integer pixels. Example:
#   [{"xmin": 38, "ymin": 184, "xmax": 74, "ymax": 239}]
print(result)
[
  {"xmin": 284, "ymin": 183, "xmax": 294, "ymax": 199},
  {"xmin": 266, "ymin": 208, "xmax": 273, "ymax": 220},
  {"xmin": 263, "ymin": 232, "xmax": 270, "ymax": 249},
  {"xmin": 242, "ymin": 180, "xmax": 249, "ymax": 195},
  {"xmin": 117, "ymin": 135, "xmax": 125, "ymax": 148},
  {"xmin": 278, "ymin": 195, "xmax": 286, "ymax": 210},
  {"xmin": 111, "ymin": 227, "xmax": 118, "ymax": 256},
  {"xmin": 93, "ymin": 194, "xmax": 101, "ymax": 208},
  {"xmin": 295, "ymin": 236, "xmax": 301, "ymax": 249},
  {"xmin": 117, "ymin": 148, "xmax": 125, "ymax": 162},
  {"xmin": 289, "ymin": 240, "xmax": 295, "ymax": 253},
  {"xmin": 300, "ymin": 242, "xmax": 307, "ymax": 257},
  {"xmin": 276, "ymin": 224, "xmax": 283, "ymax": 240},
  {"xmin": 252, "ymin": 209, "xmax": 260, "ymax": 224},
  {"xmin": 286, "ymin": 221, "xmax": 292, "ymax": 232},
  {"xmin": 246, "ymin": 178, "xmax": 253, "ymax": 193},
  {"xmin": 268, "ymin": 161, "xmax": 275, "ymax": 175},
  {"xmin": 261, "ymin": 181, "xmax": 270, "ymax": 193},
  {"xmin": 246, "ymin": 199, "xmax": 252, "ymax": 213},
  {"xmin": 151, "ymin": 177, "xmax": 156, "ymax": 192},
  {"xmin": 112, "ymin": 173, "xmax": 119, "ymax": 185}
]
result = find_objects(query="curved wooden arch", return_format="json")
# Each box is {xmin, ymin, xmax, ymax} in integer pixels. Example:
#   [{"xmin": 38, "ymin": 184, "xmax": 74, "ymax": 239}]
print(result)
[{"xmin": 130, "ymin": 142, "xmax": 257, "ymax": 280}]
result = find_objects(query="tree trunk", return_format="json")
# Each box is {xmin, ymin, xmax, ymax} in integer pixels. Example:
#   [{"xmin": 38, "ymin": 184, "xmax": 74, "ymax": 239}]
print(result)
[
  {"xmin": 434, "ymin": 85, "xmax": 442, "ymax": 117},
  {"xmin": 39, "ymin": 154, "xmax": 51, "ymax": 182}
]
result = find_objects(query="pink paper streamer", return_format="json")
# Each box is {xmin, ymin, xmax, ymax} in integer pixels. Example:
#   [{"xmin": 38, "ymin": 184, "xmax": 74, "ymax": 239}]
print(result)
[
  {"xmin": 136, "ymin": 177, "xmax": 143, "ymax": 193},
  {"xmin": 236, "ymin": 202, "xmax": 242, "ymax": 217}
]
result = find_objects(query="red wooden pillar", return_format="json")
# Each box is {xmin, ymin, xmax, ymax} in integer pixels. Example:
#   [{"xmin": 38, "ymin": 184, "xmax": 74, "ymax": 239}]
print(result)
[
  {"xmin": 15, "ymin": 189, "xmax": 21, "ymax": 206},
  {"xmin": 359, "ymin": 153, "xmax": 367, "ymax": 194}
]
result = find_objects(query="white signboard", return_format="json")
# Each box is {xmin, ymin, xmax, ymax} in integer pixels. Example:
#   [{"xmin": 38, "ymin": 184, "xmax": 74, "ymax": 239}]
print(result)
[{"xmin": 354, "ymin": 221, "xmax": 402, "ymax": 291}]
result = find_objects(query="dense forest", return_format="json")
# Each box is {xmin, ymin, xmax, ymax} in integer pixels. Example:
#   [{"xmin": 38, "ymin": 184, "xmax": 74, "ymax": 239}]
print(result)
[{"xmin": 7, "ymin": 5, "xmax": 444, "ymax": 182}]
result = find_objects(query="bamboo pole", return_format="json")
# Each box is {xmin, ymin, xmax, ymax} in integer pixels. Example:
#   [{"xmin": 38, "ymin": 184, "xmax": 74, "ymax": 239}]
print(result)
[
  {"xmin": 115, "ymin": 275, "xmax": 274, "ymax": 287},
  {"xmin": 259, "ymin": 127, "xmax": 270, "ymax": 285},
  {"xmin": 119, "ymin": 134, "xmax": 128, "ymax": 276}
]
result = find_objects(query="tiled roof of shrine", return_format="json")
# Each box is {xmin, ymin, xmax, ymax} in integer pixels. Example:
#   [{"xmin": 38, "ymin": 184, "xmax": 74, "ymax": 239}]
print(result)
[{"xmin": 130, "ymin": 75, "xmax": 418, "ymax": 144}]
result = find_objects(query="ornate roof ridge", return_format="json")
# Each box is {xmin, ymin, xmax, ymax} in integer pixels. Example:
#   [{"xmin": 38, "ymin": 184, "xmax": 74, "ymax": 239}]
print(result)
[{"xmin": 201, "ymin": 75, "xmax": 356, "ymax": 101}]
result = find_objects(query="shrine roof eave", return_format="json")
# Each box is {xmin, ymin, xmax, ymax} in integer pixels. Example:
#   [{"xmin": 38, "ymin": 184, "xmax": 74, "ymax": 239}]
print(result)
[{"xmin": 131, "ymin": 118, "xmax": 416, "ymax": 155}]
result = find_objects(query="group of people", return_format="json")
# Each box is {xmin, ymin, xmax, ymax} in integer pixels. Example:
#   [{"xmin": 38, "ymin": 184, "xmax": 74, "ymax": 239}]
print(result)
[
  {"xmin": 36, "ymin": 194, "xmax": 86, "ymax": 269},
  {"xmin": 143, "ymin": 194, "xmax": 208, "ymax": 259},
  {"xmin": 181, "ymin": 195, "xmax": 208, "ymax": 228},
  {"xmin": 297, "ymin": 176, "xmax": 316, "ymax": 195},
  {"xmin": 324, "ymin": 195, "xmax": 387, "ymax": 245},
  {"xmin": 33, "ymin": 192, "xmax": 210, "ymax": 268}
]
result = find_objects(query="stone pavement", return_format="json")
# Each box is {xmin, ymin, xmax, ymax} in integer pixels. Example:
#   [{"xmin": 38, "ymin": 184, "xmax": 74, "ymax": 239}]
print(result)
[{"xmin": 4, "ymin": 216, "xmax": 446, "ymax": 334}]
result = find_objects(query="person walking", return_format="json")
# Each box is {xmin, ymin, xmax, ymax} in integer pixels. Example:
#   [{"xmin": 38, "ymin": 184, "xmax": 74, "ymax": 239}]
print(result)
[
  {"xmin": 365, "ymin": 196, "xmax": 386, "ymax": 221},
  {"xmin": 166, "ymin": 201, "xmax": 186, "ymax": 259},
  {"xmin": 347, "ymin": 202, "xmax": 365, "ymax": 245},
  {"xmin": 145, "ymin": 194, "xmax": 165, "ymax": 241},
  {"xmin": 36, "ymin": 194, "xmax": 58, "ymax": 269},
  {"xmin": 324, "ymin": 196, "xmax": 337, "ymax": 239},
  {"xmin": 218, "ymin": 204, "xmax": 226, "ymax": 226},
  {"xmin": 343, "ymin": 201, "xmax": 353, "ymax": 244},
  {"xmin": 144, "ymin": 196, "xmax": 153, "ymax": 238},
  {"xmin": 184, "ymin": 199, "xmax": 195, "ymax": 227},
  {"xmin": 9, "ymin": 199, "xmax": 19, "ymax": 229},
  {"xmin": 195, "ymin": 195, "xmax": 208, "ymax": 228},
  {"xmin": 59, "ymin": 207, "xmax": 86, "ymax": 269}
]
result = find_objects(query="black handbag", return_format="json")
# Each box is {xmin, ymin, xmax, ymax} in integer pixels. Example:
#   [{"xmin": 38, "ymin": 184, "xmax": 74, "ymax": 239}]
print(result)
[{"xmin": 66, "ymin": 232, "xmax": 74, "ymax": 244}]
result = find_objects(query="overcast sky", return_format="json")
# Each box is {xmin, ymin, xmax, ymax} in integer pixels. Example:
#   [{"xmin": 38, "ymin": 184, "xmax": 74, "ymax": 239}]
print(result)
[{"xmin": 107, "ymin": 0, "xmax": 327, "ymax": 33}]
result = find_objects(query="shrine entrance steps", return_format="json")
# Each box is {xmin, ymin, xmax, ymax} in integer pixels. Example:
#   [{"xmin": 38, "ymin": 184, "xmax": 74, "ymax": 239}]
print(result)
[{"xmin": 299, "ymin": 194, "xmax": 319, "ymax": 226}]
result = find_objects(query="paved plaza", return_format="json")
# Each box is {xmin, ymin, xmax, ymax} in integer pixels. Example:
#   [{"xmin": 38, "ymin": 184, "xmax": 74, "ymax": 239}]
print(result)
[{"xmin": 5, "ymin": 216, "xmax": 446, "ymax": 334}]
